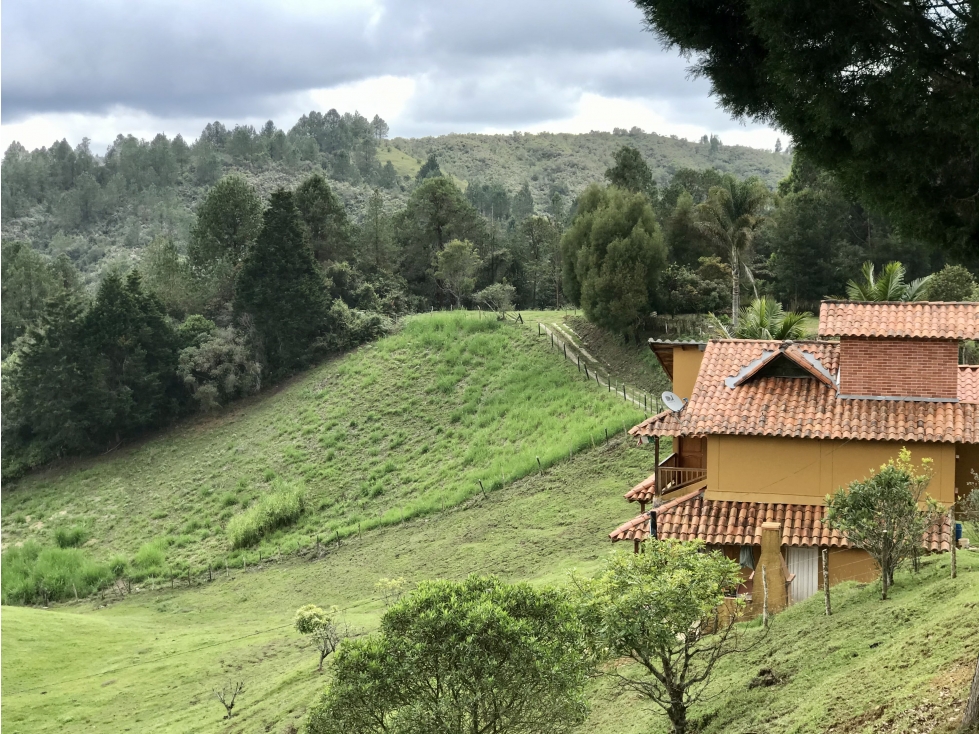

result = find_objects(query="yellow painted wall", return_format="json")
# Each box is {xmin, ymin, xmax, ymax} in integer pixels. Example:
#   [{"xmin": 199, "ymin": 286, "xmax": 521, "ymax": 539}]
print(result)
[
  {"xmin": 956, "ymin": 443, "xmax": 979, "ymax": 503},
  {"xmin": 672, "ymin": 346, "xmax": 704, "ymax": 400},
  {"xmin": 824, "ymin": 548, "xmax": 878, "ymax": 586},
  {"xmin": 706, "ymin": 436, "xmax": 956, "ymax": 505}
]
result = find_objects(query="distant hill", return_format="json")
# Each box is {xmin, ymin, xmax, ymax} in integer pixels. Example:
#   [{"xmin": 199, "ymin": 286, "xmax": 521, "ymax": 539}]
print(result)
[
  {"xmin": 0, "ymin": 118, "xmax": 791, "ymax": 284},
  {"xmin": 391, "ymin": 129, "xmax": 791, "ymax": 203}
]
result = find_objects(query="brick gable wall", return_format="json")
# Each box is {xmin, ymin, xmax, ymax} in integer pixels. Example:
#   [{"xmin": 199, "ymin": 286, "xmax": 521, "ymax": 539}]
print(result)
[{"xmin": 839, "ymin": 337, "xmax": 958, "ymax": 399}]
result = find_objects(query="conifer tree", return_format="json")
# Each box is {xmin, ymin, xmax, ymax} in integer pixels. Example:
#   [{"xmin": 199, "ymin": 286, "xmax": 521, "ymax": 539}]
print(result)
[{"xmin": 234, "ymin": 189, "xmax": 330, "ymax": 378}]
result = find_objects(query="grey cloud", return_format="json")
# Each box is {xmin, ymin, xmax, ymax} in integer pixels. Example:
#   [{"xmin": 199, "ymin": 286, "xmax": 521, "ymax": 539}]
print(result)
[{"xmin": 2, "ymin": 0, "xmax": 736, "ymax": 137}]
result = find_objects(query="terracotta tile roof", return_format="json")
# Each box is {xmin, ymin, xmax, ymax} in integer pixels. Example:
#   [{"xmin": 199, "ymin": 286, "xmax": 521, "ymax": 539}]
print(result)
[
  {"xmin": 630, "ymin": 340, "xmax": 978, "ymax": 444},
  {"xmin": 609, "ymin": 489, "xmax": 952, "ymax": 552},
  {"xmin": 819, "ymin": 301, "xmax": 979, "ymax": 340},
  {"xmin": 624, "ymin": 474, "xmax": 656, "ymax": 504},
  {"xmin": 960, "ymin": 366, "xmax": 979, "ymax": 404}
]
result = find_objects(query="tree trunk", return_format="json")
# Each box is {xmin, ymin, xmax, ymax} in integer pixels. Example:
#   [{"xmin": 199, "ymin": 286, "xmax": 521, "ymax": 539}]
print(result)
[
  {"xmin": 730, "ymin": 245, "xmax": 740, "ymax": 331},
  {"xmin": 881, "ymin": 565, "xmax": 889, "ymax": 600},
  {"xmin": 668, "ymin": 700, "xmax": 688, "ymax": 734},
  {"xmin": 962, "ymin": 654, "xmax": 979, "ymax": 732}
]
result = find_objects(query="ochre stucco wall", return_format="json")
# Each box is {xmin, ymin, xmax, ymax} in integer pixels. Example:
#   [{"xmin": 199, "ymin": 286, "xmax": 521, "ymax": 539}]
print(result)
[
  {"xmin": 706, "ymin": 436, "xmax": 956, "ymax": 505},
  {"xmin": 672, "ymin": 346, "xmax": 704, "ymax": 401},
  {"xmin": 956, "ymin": 443, "xmax": 979, "ymax": 503}
]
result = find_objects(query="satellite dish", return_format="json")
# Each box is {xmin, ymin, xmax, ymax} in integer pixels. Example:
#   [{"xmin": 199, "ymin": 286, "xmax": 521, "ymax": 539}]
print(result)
[{"xmin": 662, "ymin": 391, "xmax": 685, "ymax": 413}]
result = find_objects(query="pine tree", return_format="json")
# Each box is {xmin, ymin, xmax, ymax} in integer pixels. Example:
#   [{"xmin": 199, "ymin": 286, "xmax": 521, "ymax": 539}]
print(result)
[
  {"xmin": 3, "ymin": 293, "xmax": 108, "ymax": 462},
  {"xmin": 234, "ymin": 189, "xmax": 330, "ymax": 378},
  {"xmin": 83, "ymin": 271, "xmax": 181, "ymax": 445},
  {"xmin": 295, "ymin": 174, "xmax": 352, "ymax": 264}
]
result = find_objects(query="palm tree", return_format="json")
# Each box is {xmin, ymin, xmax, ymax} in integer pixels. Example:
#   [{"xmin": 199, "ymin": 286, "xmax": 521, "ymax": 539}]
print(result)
[
  {"xmin": 695, "ymin": 177, "xmax": 770, "ymax": 330},
  {"xmin": 845, "ymin": 261, "xmax": 931, "ymax": 301},
  {"xmin": 709, "ymin": 297, "xmax": 815, "ymax": 340}
]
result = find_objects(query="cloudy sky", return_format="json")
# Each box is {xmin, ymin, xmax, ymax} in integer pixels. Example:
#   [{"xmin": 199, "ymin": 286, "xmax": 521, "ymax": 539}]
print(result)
[{"xmin": 2, "ymin": 0, "xmax": 780, "ymax": 154}]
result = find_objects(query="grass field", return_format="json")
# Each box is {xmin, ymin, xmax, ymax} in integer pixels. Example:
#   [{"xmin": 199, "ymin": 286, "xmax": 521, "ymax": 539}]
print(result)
[
  {"xmin": 4, "ymin": 309, "xmax": 977, "ymax": 734},
  {"xmin": 1, "ymin": 312, "xmax": 646, "ymax": 585},
  {"xmin": 1, "ymin": 437, "xmax": 657, "ymax": 734},
  {"xmin": 4, "ymin": 482, "xmax": 977, "ymax": 733}
]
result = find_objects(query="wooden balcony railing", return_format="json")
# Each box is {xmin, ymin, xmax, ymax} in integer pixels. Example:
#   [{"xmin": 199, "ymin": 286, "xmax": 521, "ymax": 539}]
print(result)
[{"xmin": 658, "ymin": 466, "xmax": 707, "ymax": 492}]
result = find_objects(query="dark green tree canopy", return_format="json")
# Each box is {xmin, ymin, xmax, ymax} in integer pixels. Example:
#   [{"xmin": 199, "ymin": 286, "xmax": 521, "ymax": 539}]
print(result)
[
  {"xmin": 294, "ymin": 174, "xmax": 353, "ymax": 264},
  {"xmin": 306, "ymin": 575, "xmax": 589, "ymax": 734},
  {"xmin": 416, "ymin": 152, "xmax": 442, "ymax": 181},
  {"xmin": 188, "ymin": 174, "xmax": 263, "ymax": 269},
  {"xmin": 561, "ymin": 184, "xmax": 667, "ymax": 335},
  {"xmin": 234, "ymin": 189, "xmax": 330, "ymax": 378},
  {"xmin": 605, "ymin": 145, "xmax": 657, "ymax": 201},
  {"xmin": 633, "ymin": 0, "xmax": 978, "ymax": 254}
]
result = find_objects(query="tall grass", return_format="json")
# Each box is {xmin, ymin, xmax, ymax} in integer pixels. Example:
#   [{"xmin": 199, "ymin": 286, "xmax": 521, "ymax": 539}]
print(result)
[
  {"xmin": 227, "ymin": 479, "xmax": 307, "ymax": 549},
  {"xmin": 1, "ymin": 542, "xmax": 114, "ymax": 605},
  {"xmin": 53, "ymin": 525, "xmax": 89, "ymax": 548}
]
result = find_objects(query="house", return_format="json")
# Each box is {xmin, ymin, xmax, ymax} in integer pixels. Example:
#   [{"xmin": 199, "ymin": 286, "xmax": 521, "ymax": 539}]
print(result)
[{"xmin": 610, "ymin": 301, "xmax": 979, "ymax": 605}]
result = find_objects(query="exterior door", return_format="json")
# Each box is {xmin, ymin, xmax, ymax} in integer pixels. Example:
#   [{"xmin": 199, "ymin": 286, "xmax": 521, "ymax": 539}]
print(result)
[
  {"xmin": 787, "ymin": 546, "xmax": 819, "ymax": 603},
  {"xmin": 678, "ymin": 436, "xmax": 707, "ymax": 468}
]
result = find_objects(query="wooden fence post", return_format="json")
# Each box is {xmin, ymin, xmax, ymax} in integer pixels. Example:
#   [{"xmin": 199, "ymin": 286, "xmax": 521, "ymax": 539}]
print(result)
[
  {"xmin": 822, "ymin": 549, "xmax": 831, "ymax": 616},
  {"xmin": 762, "ymin": 565, "xmax": 769, "ymax": 628},
  {"xmin": 950, "ymin": 507, "xmax": 957, "ymax": 580}
]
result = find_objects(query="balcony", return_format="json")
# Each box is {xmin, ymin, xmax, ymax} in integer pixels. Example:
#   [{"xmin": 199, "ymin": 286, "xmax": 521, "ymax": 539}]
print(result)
[{"xmin": 659, "ymin": 466, "xmax": 707, "ymax": 492}]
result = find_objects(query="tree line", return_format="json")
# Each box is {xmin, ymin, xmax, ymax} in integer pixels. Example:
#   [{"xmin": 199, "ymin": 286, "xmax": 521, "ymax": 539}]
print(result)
[{"xmin": 5, "ymin": 139, "xmax": 978, "ymax": 476}]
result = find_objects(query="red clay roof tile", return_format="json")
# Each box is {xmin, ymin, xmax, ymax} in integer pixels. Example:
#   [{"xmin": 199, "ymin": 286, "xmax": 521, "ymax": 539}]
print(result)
[
  {"xmin": 819, "ymin": 301, "xmax": 979, "ymax": 340},
  {"xmin": 629, "ymin": 340, "xmax": 978, "ymax": 444},
  {"xmin": 609, "ymin": 489, "xmax": 952, "ymax": 552}
]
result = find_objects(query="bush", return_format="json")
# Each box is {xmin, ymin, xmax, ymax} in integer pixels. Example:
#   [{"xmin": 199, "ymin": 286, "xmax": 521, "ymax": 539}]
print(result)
[
  {"xmin": 133, "ymin": 538, "xmax": 168, "ymax": 577},
  {"xmin": 1, "ymin": 542, "xmax": 113, "ymax": 605},
  {"xmin": 226, "ymin": 479, "xmax": 307, "ymax": 549},
  {"xmin": 924, "ymin": 264, "xmax": 977, "ymax": 301},
  {"xmin": 53, "ymin": 525, "xmax": 89, "ymax": 548}
]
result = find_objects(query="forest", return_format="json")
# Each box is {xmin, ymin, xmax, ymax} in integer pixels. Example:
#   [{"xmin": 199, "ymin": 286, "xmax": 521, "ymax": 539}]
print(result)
[{"xmin": 2, "ymin": 109, "xmax": 977, "ymax": 479}]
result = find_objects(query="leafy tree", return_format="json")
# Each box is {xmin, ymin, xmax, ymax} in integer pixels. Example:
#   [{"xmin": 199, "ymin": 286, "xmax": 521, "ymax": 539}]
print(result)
[
  {"xmin": 171, "ymin": 134, "xmax": 191, "ymax": 172},
  {"xmin": 632, "ymin": 0, "xmax": 978, "ymax": 253},
  {"xmin": 177, "ymin": 324, "xmax": 261, "ymax": 412},
  {"xmin": 846, "ymin": 261, "xmax": 931, "ymax": 302},
  {"xmin": 234, "ymin": 189, "xmax": 330, "ymax": 378},
  {"xmin": 193, "ymin": 140, "xmax": 221, "ymax": 186},
  {"xmin": 695, "ymin": 176, "xmax": 770, "ymax": 329},
  {"xmin": 659, "ymin": 257, "xmax": 729, "ymax": 315},
  {"xmin": 415, "ymin": 152, "xmax": 442, "ymax": 181},
  {"xmin": 295, "ymin": 174, "xmax": 353, "ymax": 264},
  {"xmin": 605, "ymin": 145, "xmax": 657, "ymax": 201},
  {"xmin": 574, "ymin": 539, "xmax": 745, "ymax": 734},
  {"xmin": 306, "ymin": 575, "xmax": 589, "ymax": 734},
  {"xmin": 924, "ymin": 264, "xmax": 977, "ymax": 301},
  {"xmin": 294, "ymin": 604, "xmax": 346, "ymax": 671},
  {"xmin": 512, "ymin": 182, "xmax": 535, "ymax": 222},
  {"xmin": 358, "ymin": 188, "xmax": 395, "ymax": 271},
  {"xmin": 561, "ymin": 184, "xmax": 667, "ymax": 335},
  {"xmin": 394, "ymin": 177, "xmax": 485, "ymax": 301},
  {"xmin": 515, "ymin": 216, "xmax": 561, "ymax": 307},
  {"xmin": 188, "ymin": 175, "xmax": 263, "ymax": 270},
  {"xmin": 435, "ymin": 239, "xmax": 482, "ymax": 306},
  {"xmin": 370, "ymin": 115, "xmax": 389, "ymax": 141},
  {"xmin": 2, "ymin": 242, "xmax": 64, "ymax": 356},
  {"xmin": 825, "ymin": 449, "xmax": 941, "ymax": 600},
  {"xmin": 378, "ymin": 160, "xmax": 398, "ymax": 189},
  {"xmin": 141, "ymin": 236, "xmax": 199, "ymax": 318},
  {"xmin": 475, "ymin": 282, "xmax": 517, "ymax": 320}
]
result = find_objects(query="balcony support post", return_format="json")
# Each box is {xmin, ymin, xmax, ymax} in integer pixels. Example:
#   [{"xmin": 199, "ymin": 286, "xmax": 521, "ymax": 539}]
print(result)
[{"xmin": 654, "ymin": 435, "xmax": 661, "ymax": 503}]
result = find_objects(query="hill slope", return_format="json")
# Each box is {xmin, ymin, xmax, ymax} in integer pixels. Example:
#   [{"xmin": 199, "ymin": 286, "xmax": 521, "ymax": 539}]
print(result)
[
  {"xmin": 1, "ymin": 312, "xmax": 647, "ymax": 575},
  {"xmin": 394, "ymin": 129, "xmax": 791, "ymax": 204},
  {"xmin": 3, "ymin": 490, "xmax": 977, "ymax": 734}
]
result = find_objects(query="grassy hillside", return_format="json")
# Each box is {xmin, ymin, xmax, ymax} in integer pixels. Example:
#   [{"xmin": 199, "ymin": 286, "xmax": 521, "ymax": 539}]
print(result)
[
  {"xmin": 1, "ymin": 312, "xmax": 645, "ymax": 578},
  {"xmin": 394, "ymin": 129, "xmax": 792, "ymax": 206},
  {"xmin": 1, "ymin": 435, "xmax": 656, "ymax": 734},
  {"xmin": 3, "ymin": 486, "xmax": 977, "ymax": 733}
]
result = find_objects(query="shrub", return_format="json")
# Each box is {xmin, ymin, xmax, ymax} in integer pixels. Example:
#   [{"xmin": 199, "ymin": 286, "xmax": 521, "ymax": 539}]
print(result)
[
  {"xmin": 226, "ymin": 479, "xmax": 307, "ymax": 549},
  {"xmin": 924, "ymin": 264, "xmax": 977, "ymax": 301},
  {"xmin": 1, "ymin": 542, "xmax": 113, "ymax": 605},
  {"xmin": 53, "ymin": 525, "xmax": 89, "ymax": 548},
  {"xmin": 133, "ymin": 538, "xmax": 168, "ymax": 576},
  {"xmin": 220, "ymin": 492, "xmax": 238, "ymax": 507}
]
